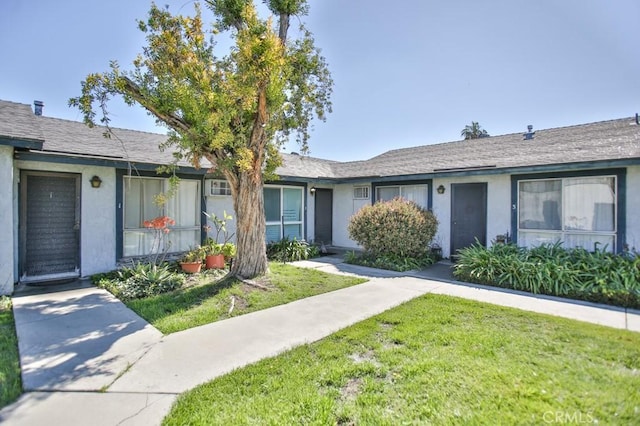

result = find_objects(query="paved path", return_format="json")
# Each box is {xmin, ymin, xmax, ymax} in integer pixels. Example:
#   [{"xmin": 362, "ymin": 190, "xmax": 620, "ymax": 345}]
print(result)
[{"xmin": 2, "ymin": 259, "xmax": 638, "ymax": 425}]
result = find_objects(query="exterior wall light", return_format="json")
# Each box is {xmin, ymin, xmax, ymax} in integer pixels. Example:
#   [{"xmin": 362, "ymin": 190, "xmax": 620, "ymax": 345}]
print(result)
[
  {"xmin": 309, "ymin": 186, "xmax": 316, "ymax": 195},
  {"xmin": 90, "ymin": 175, "xmax": 102, "ymax": 188},
  {"xmin": 437, "ymin": 184, "xmax": 445, "ymax": 194}
]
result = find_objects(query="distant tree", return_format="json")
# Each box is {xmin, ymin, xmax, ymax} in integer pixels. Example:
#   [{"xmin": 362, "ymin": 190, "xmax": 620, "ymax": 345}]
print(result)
[
  {"xmin": 69, "ymin": 0, "xmax": 333, "ymax": 279},
  {"xmin": 460, "ymin": 121, "xmax": 490, "ymax": 139}
]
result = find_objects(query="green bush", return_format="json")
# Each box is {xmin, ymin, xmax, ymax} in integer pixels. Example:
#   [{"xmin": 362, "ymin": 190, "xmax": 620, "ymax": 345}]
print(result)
[
  {"xmin": 94, "ymin": 262, "xmax": 186, "ymax": 301},
  {"xmin": 267, "ymin": 237, "xmax": 320, "ymax": 262},
  {"xmin": 453, "ymin": 242, "xmax": 640, "ymax": 308},
  {"xmin": 348, "ymin": 198, "xmax": 438, "ymax": 258}
]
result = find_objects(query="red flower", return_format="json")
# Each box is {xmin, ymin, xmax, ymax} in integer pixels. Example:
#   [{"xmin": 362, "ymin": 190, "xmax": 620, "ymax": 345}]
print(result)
[{"xmin": 143, "ymin": 216, "xmax": 175, "ymax": 232}]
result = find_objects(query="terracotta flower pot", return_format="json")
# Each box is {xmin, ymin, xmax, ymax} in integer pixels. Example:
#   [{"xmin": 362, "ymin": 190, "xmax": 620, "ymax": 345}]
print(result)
[
  {"xmin": 180, "ymin": 261, "xmax": 202, "ymax": 274},
  {"xmin": 205, "ymin": 254, "xmax": 225, "ymax": 269}
]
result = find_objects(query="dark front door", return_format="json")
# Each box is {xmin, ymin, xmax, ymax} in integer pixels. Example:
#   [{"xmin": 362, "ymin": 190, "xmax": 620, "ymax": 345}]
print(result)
[
  {"xmin": 20, "ymin": 171, "xmax": 81, "ymax": 281},
  {"xmin": 314, "ymin": 188, "xmax": 333, "ymax": 245},
  {"xmin": 451, "ymin": 183, "xmax": 487, "ymax": 258}
]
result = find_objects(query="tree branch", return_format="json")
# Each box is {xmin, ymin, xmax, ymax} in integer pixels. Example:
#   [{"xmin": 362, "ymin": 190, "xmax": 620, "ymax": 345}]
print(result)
[
  {"xmin": 278, "ymin": 12, "xmax": 290, "ymax": 44},
  {"xmin": 121, "ymin": 77, "xmax": 191, "ymax": 133}
]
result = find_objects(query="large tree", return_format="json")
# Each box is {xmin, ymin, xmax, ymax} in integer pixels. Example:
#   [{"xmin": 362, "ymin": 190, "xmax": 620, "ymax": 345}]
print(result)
[
  {"xmin": 70, "ymin": 0, "xmax": 332, "ymax": 279},
  {"xmin": 460, "ymin": 121, "xmax": 489, "ymax": 139}
]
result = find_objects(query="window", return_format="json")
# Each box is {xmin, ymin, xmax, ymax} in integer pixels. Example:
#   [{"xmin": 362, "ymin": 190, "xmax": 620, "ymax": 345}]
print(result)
[
  {"xmin": 375, "ymin": 184, "xmax": 428, "ymax": 208},
  {"xmin": 208, "ymin": 179, "xmax": 232, "ymax": 196},
  {"xmin": 518, "ymin": 176, "xmax": 616, "ymax": 251},
  {"xmin": 353, "ymin": 186, "xmax": 370, "ymax": 200},
  {"xmin": 123, "ymin": 176, "xmax": 201, "ymax": 257},
  {"xmin": 264, "ymin": 185, "xmax": 304, "ymax": 243}
]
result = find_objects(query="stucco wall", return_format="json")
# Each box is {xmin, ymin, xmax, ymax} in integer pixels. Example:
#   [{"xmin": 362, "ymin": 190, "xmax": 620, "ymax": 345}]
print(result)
[
  {"xmin": 0, "ymin": 146, "xmax": 15, "ymax": 294},
  {"xmin": 204, "ymin": 194, "xmax": 237, "ymax": 243},
  {"xmin": 14, "ymin": 160, "xmax": 117, "ymax": 279},
  {"xmin": 431, "ymin": 174, "xmax": 512, "ymax": 259},
  {"xmin": 332, "ymin": 184, "xmax": 370, "ymax": 249},
  {"xmin": 626, "ymin": 165, "xmax": 640, "ymax": 252}
]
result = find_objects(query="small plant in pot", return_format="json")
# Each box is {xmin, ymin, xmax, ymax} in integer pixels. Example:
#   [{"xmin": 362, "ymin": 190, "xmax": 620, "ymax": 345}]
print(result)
[
  {"xmin": 180, "ymin": 246, "xmax": 205, "ymax": 273},
  {"xmin": 202, "ymin": 211, "xmax": 235, "ymax": 269},
  {"xmin": 204, "ymin": 238, "xmax": 225, "ymax": 269}
]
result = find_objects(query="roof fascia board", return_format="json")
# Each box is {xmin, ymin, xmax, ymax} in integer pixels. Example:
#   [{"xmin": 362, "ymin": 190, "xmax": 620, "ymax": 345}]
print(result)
[
  {"xmin": 333, "ymin": 158, "xmax": 640, "ymax": 183},
  {"xmin": 13, "ymin": 151, "xmax": 207, "ymax": 175},
  {"xmin": 0, "ymin": 137, "xmax": 44, "ymax": 150}
]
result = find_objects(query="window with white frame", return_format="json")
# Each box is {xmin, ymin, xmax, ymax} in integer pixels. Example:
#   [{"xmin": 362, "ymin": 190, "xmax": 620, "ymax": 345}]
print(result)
[
  {"xmin": 353, "ymin": 186, "xmax": 370, "ymax": 200},
  {"xmin": 264, "ymin": 185, "xmax": 304, "ymax": 243},
  {"xmin": 518, "ymin": 176, "xmax": 616, "ymax": 251},
  {"xmin": 123, "ymin": 176, "xmax": 201, "ymax": 257},
  {"xmin": 375, "ymin": 184, "xmax": 428, "ymax": 208},
  {"xmin": 208, "ymin": 179, "xmax": 232, "ymax": 196}
]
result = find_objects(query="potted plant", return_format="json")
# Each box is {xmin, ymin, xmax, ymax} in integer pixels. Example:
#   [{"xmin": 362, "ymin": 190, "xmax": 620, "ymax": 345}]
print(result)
[
  {"xmin": 204, "ymin": 238, "xmax": 225, "ymax": 269},
  {"xmin": 221, "ymin": 242, "xmax": 236, "ymax": 260},
  {"xmin": 203, "ymin": 211, "xmax": 235, "ymax": 269},
  {"xmin": 180, "ymin": 246, "xmax": 205, "ymax": 273}
]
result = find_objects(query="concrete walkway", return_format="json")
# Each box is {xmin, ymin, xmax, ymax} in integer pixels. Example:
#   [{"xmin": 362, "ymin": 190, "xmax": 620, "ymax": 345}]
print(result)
[{"xmin": 2, "ymin": 259, "xmax": 639, "ymax": 425}]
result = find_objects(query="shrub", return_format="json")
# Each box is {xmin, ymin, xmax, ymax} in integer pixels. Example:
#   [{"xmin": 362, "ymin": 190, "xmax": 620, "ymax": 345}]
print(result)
[
  {"xmin": 348, "ymin": 198, "xmax": 438, "ymax": 258},
  {"xmin": 267, "ymin": 237, "xmax": 319, "ymax": 262},
  {"xmin": 453, "ymin": 242, "xmax": 640, "ymax": 308},
  {"xmin": 94, "ymin": 262, "xmax": 186, "ymax": 301}
]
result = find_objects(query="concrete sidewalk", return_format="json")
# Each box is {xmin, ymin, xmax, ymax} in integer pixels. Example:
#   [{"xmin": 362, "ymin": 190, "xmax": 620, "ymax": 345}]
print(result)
[{"xmin": 2, "ymin": 259, "xmax": 639, "ymax": 425}]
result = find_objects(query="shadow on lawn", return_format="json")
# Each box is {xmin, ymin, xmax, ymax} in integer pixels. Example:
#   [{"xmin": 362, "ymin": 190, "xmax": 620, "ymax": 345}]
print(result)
[{"xmin": 127, "ymin": 274, "xmax": 241, "ymax": 320}]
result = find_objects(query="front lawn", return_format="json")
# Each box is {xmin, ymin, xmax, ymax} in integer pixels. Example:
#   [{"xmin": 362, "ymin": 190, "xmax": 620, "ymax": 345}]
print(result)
[
  {"xmin": 126, "ymin": 263, "xmax": 366, "ymax": 334},
  {"xmin": 0, "ymin": 296, "xmax": 21, "ymax": 409},
  {"xmin": 164, "ymin": 294, "xmax": 640, "ymax": 425}
]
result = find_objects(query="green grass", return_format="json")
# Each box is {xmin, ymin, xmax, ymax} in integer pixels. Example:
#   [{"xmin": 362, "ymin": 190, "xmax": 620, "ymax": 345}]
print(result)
[
  {"xmin": 126, "ymin": 263, "xmax": 366, "ymax": 334},
  {"xmin": 164, "ymin": 294, "xmax": 640, "ymax": 425},
  {"xmin": 0, "ymin": 296, "xmax": 21, "ymax": 409}
]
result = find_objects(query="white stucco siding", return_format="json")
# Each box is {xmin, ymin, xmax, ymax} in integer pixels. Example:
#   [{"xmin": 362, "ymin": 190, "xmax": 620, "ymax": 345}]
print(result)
[
  {"xmin": 0, "ymin": 146, "xmax": 15, "ymax": 294},
  {"xmin": 204, "ymin": 194, "xmax": 237, "ymax": 243},
  {"xmin": 14, "ymin": 160, "xmax": 117, "ymax": 278},
  {"xmin": 432, "ymin": 174, "xmax": 512, "ymax": 259},
  {"xmin": 626, "ymin": 165, "xmax": 640, "ymax": 251},
  {"xmin": 331, "ymin": 184, "xmax": 370, "ymax": 249}
]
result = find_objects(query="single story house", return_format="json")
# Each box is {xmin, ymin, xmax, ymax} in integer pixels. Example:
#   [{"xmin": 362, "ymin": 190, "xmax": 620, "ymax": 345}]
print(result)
[{"xmin": 1, "ymin": 98, "xmax": 639, "ymax": 294}]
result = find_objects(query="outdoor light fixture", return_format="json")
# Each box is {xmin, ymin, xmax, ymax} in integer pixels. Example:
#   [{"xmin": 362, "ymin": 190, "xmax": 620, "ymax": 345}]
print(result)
[
  {"xmin": 310, "ymin": 186, "xmax": 316, "ymax": 195},
  {"xmin": 90, "ymin": 175, "xmax": 102, "ymax": 188},
  {"xmin": 437, "ymin": 184, "xmax": 445, "ymax": 194}
]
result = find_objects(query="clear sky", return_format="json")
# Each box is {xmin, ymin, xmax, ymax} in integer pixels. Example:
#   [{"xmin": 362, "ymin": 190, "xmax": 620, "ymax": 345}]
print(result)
[{"xmin": 1, "ymin": 0, "xmax": 639, "ymax": 161}]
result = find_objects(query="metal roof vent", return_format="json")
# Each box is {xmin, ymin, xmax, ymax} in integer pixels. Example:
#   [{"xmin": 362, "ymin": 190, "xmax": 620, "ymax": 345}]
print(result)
[
  {"xmin": 33, "ymin": 100, "xmax": 44, "ymax": 116},
  {"xmin": 523, "ymin": 124, "xmax": 535, "ymax": 140}
]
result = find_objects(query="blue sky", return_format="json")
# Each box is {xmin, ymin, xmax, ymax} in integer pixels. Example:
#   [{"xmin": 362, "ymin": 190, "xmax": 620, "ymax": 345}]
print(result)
[{"xmin": 1, "ymin": 0, "xmax": 638, "ymax": 161}]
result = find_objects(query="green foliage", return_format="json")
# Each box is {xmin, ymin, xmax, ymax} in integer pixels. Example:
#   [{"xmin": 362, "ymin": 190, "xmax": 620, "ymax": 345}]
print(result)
[
  {"xmin": 69, "ymin": 1, "xmax": 332, "ymax": 175},
  {"xmin": 0, "ymin": 296, "xmax": 22, "ymax": 409},
  {"xmin": 344, "ymin": 251, "xmax": 437, "ymax": 272},
  {"xmin": 164, "ymin": 294, "xmax": 640, "ymax": 424},
  {"xmin": 181, "ymin": 246, "xmax": 207, "ymax": 263},
  {"xmin": 266, "ymin": 237, "xmax": 319, "ymax": 262},
  {"xmin": 348, "ymin": 198, "xmax": 438, "ymax": 258},
  {"xmin": 460, "ymin": 121, "xmax": 490, "ymax": 139},
  {"xmin": 94, "ymin": 262, "xmax": 186, "ymax": 301},
  {"xmin": 454, "ymin": 242, "xmax": 640, "ymax": 308}
]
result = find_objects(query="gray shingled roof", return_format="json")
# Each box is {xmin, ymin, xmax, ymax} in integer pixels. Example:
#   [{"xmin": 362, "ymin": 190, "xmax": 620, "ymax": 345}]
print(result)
[
  {"xmin": 330, "ymin": 117, "xmax": 640, "ymax": 178},
  {"xmin": 276, "ymin": 153, "xmax": 337, "ymax": 178},
  {"xmin": 36, "ymin": 115, "xmax": 182, "ymax": 165},
  {"xmin": 0, "ymin": 100, "xmax": 44, "ymax": 142},
  {"xmin": 1, "ymin": 99, "xmax": 639, "ymax": 179}
]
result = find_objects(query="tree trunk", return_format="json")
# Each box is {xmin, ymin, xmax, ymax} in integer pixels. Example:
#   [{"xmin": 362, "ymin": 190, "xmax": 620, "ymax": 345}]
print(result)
[{"xmin": 229, "ymin": 171, "xmax": 268, "ymax": 278}]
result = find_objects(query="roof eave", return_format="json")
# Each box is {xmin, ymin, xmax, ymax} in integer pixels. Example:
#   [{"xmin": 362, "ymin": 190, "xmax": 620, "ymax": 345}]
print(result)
[{"xmin": 0, "ymin": 136, "xmax": 44, "ymax": 150}]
